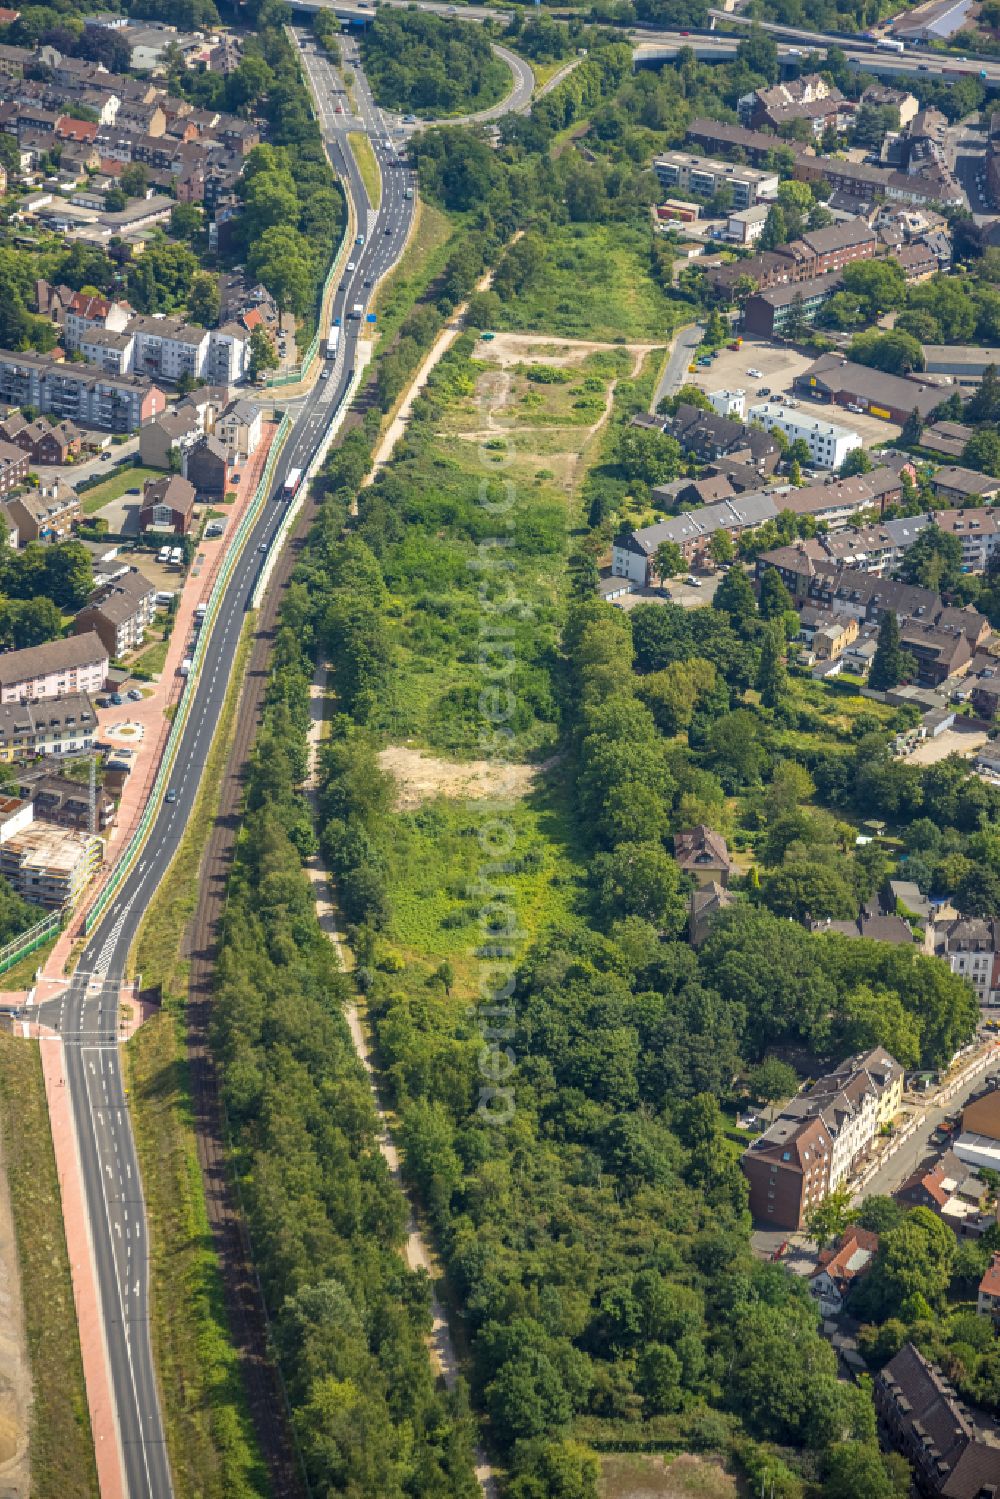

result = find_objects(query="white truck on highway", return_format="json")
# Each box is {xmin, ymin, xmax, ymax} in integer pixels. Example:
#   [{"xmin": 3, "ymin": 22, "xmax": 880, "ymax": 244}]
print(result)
[
  {"xmin": 327, "ymin": 329, "xmax": 340, "ymax": 356},
  {"xmin": 876, "ymin": 36, "xmax": 905, "ymax": 50},
  {"xmin": 350, "ymin": 302, "xmax": 365, "ymax": 319}
]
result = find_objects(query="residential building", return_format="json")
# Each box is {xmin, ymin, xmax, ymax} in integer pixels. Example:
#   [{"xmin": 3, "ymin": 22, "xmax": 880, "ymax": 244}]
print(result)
[
  {"xmin": 206, "ymin": 322, "xmax": 248, "ymax": 385},
  {"xmin": 78, "ymin": 327, "xmax": 135, "ymax": 376},
  {"xmin": 673, "ymin": 825, "xmax": 732, "ymax": 887},
  {"xmin": 182, "ymin": 433, "xmax": 229, "ymax": 500},
  {"xmin": 612, "ymin": 492, "xmax": 779, "ymax": 583},
  {"xmin": 897, "ymin": 1149, "xmax": 991, "ymax": 1235},
  {"xmin": 777, "ymin": 218, "xmax": 878, "ymax": 279},
  {"xmin": 874, "ymin": 1343, "xmax": 1000, "ymax": 1499},
  {"xmin": 932, "ymin": 509, "xmax": 1000, "ymax": 574},
  {"xmin": 0, "ymin": 819, "xmax": 102, "ymax": 907},
  {"xmin": 0, "ymin": 632, "xmax": 107, "ymax": 704},
  {"xmin": 897, "ymin": 240, "xmax": 938, "ymax": 281},
  {"xmin": 214, "ymin": 397, "xmax": 261, "ymax": 459},
  {"xmin": 62, "ymin": 291, "xmax": 132, "ymax": 351},
  {"xmin": 809, "ymin": 902, "xmax": 919, "ymax": 946},
  {"xmin": 0, "ymin": 501, "xmax": 17, "ymax": 549},
  {"xmin": 128, "ymin": 314, "xmax": 210, "ymax": 383},
  {"xmin": 707, "ymin": 389, "xmax": 745, "ymax": 419},
  {"xmin": 922, "ymin": 420, "xmax": 975, "ymax": 460},
  {"xmin": 138, "ymin": 473, "xmax": 195, "ymax": 534},
  {"xmin": 861, "ymin": 82, "xmax": 919, "ymax": 129},
  {"xmin": 774, "ymin": 466, "xmax": 906, "ymax": 527},
  {"xmin": 742, "ymin": 74, "xmax": 851, "ymax": 137},
  {"xmin": 688, "ymin": 881, "xmax": 733, "ymax": 947},
  {"xmin": 74, "ymin": 568, "xmax": 156, "ymax": 657},
  {"xmin": 12, "ymin": 416, "xmax": 82, "ymax": 465},
  {"xmin": 0, "ymin": 436, "xmax": 29, "ymax": 493},
  {"xmin": 138, "ymin": 406, "xmax": 201, "ymax": 468},
  {"xmin": 0, "ymin": 690, "xmax": 97, "ymax": 762},
  {"xmin": 932, "ymin": 468, "xmax": 1000, "ymax": 506},
  {"xmin": 6, "ymin": 483, "xmax": 80, "ymax": 544},
  {"xmin": 741, "ymin": 1049, "xmax": 903, "ymax": 1227},
  {"xmin": 809, "ymin": 1226, "xmax": 879, "ymax": 1316},
  {"xmin": 727, "ymin": 204, "xmax": 769, "ymax": 244},
  {"xmin": 652, "ymin": 150, "xmax": 779, "ymax": 209},
  {"xmin": 0, "ymin": 349, "xmax": 165, "ymax": 431},
  {"xmin": 16, "ymin": 768, "xmax": 114, "ymax": 830},
  {"xmin": 978, "ymin": 1254, "xmax": 1000, "ymax": 1321},
  {"xmin": 795, "ymin": 353, "xmax": 950, "ymax": 424},
  {"xmin": 747, "ymin": 401, "xmax": 862, "ymax": 469},
  {"xmin": 685, "ymin": 116, "xmax": 799, "ymax": 168},
  {"xmin": 661, "ymin": 403, "xmax": 781, "ymax": 472},
  {"xmin": 742, "ymin": 272, "xmax": 845, "ymax": 338}
]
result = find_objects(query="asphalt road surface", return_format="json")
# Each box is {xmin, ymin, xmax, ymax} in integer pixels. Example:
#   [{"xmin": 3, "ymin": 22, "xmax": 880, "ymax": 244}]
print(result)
[{"xmin": 33, "ymin": 38, "xmax": 415, "ymax": 1499}]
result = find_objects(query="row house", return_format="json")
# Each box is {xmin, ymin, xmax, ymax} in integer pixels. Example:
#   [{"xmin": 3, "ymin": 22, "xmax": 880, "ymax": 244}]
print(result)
[
  {"xmin": 659, "ymin": 403, "xmax": 781, "ymax": 472},
  {"xmin": 0, "ymin": 632, "xmax": 107, "ymax": 704},
  {"xmin": 742, "ymin": 271, "xmax": 844, "ymax": 338},
  {"xmin": 127, "ymin": 315, "xmax": 210, "ymax": 383},
  {"xmin": 741, "ymin": 1049, "xmax": 903, "ymax": 1228},
  {"xmin": 612, "ymin": 491, "xmax": 779, "ymax": 583},
  {"xmin": 6, "ymin": 483, "xmax": 80, "ymax": 544},
  {"xmin": 936, "ymin": 918, "xmax": 1000, "ymax": 1006},
  {"xmin": 0, "ymin": 692, "xmax": 97, "ymax": 765},
  {"xmin": 0, "ymin": 438, "xmax": 29, "ymax": 494},
  {"xmin": 16, "ymin": 769, "xmax": 114, "ymax": 831},
  {"xmin": 874, "ymin": 1344, "xmax": 999, "ymax": 1499},
  {"xmin": 933, "ymin": 507, "xmax": 1000, "ymax": 573},
  {"xmin": 685, "ymin": 116, "xmax": 802, "ymax": 168},
  {"xmin": 775, "ymin": 465, "xmax": 906, "ymax": 528},
  {"xmin": 775, "ymin": 217, "xmax": 878, "ymax": 279},
  {"xmin": 0, "ymin": 349, "xmax": 165, "ymax": 431},
  {"xmin": 7, "ymin": 416, "xmax": 82, "ymax": 465}
]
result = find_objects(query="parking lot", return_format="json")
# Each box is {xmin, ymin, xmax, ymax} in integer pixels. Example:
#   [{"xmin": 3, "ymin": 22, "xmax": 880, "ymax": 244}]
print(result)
[
  {"xmin": 687, "ymin": 336, "xmax": 902, "ymax": 449},
  {"xmin": 684, "ymin": 336, "xmax": 816, "ymax": 404}
]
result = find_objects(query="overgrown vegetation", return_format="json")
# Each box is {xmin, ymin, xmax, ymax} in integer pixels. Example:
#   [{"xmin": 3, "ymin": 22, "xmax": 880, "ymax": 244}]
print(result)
[
  {"xmin": 361, "ymin": 10, "xmax": 511, "ymax": 117},
  {"xmin": 0, "ymin": 1033, "xmax": 98, "ymax": 1499}
]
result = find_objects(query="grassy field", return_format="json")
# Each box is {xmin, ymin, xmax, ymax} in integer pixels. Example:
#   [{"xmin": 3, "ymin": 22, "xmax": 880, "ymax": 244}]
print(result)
[
  {"xmin": 81, "ymin": 464, "xmax": 162, "ymax": 515},
  {"xmin": 125, "ymin": 619, "xmax": 267, "ymax": 1499},
  {"xmin": 599, "ymin": 1453, "xmax": 738, "ymax": 1499},
  {"xmin": 0, "ymin": 1034, "xmax": 99, "ymax": 1499},
  {"xmin": 348, "ymin": 129, "xmax": 382, "ymax": 210},
  {"xmin": 497, "ymin": 223, "xmax": 681, "ymax": 341},
  {"xmin": 369, "ymin": 340, "xmax": 628, "ymax": 756}
]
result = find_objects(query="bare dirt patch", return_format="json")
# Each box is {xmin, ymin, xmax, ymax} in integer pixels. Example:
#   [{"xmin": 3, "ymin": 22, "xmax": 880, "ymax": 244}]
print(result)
[
  {"xmin": 599, "ymin": 1452, "xmax": 738, "ymax": 1499},
  {"xmin": 475, "ymin": 330, "xmax": 656, "ymax": 376},
  {"xmin": 907, "ymin": 724, "xmax": 989, "ymax": 765},
  {"xmin": 379, "ymin": 745, "xmax": 541, "ymax": 810}
]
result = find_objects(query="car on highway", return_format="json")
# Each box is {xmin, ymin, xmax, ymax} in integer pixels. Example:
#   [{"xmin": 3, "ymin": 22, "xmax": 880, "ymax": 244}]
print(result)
[
  {"xmin": 384, "ymin": 225, "xmax": 392, "ymax": 234},
  {"xmin": 347, "ymin": 260, "xmax": 356, "ymax": 271},
  {"xmin": 356, "ymin": 234, "xmax": 364, "ymax": 245},
  {"xmin": 259, "ymin": 541, "xmax": 267, "ymax": 551},
  {"xmin": 166, "ymin": 789, "xmax": 177, "ymax": 803}
]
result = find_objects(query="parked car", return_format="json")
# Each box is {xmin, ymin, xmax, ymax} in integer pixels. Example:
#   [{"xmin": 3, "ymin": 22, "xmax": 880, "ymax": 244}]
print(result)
[
  {"xmin": 110, "ymin": 692, "xmax": 124, "ymax": 705},
  {"xmin": 746, "ymin": 366, "xmax": 763, "ymax": 378},
  {"xmin": 686, "ymin": 574, "xmax": 703, "ymax": 588},
  {"xmin": 127, "ymin": 687, "xmax": 143, "ymax": 701}
]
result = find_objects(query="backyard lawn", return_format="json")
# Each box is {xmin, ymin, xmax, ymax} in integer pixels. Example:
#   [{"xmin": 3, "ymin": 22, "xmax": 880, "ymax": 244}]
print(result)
[{"xmin": 81, "ymin": 464, "xmax": 162, "ymax": 515}]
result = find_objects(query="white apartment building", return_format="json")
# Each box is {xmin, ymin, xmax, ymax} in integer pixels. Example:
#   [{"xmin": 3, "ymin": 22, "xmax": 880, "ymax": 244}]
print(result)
[
  {"xmin": 728, "ymin": 204, "xmax": 769, "ymax": 244},
  {"xmin": 128, "ymin": 315, "xmax": 211, "ymax": 383},
  {"xmin": 708, "ymin": 388, "xmax": 746, "ymax": 418},
  {"xmin": 652, "ymin": 151, "xmax": 779, "ymax": 210},
  {"xmin": 748, "ymin": 402, "xmax": 862, "ymax": 469},
  {"xmin": 206, "ymin": 322, "xmax": 249, "ymax": 385}
]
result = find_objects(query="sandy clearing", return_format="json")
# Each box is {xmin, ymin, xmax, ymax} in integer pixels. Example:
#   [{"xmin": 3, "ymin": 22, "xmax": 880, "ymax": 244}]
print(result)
[
  {"xmin": 379, "ymin": 745, "xmax": 541, "ymax": 810},
  {"xmin": 475, "ymin": 330, "xmax": 658, "ymax": 376}
]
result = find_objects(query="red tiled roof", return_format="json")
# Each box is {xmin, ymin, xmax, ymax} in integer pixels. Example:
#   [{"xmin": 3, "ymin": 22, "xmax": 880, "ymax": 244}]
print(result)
[
  {"xmin": 980, "ymin": 1252, "xmax": 1000, "ymax": 1300},
  {"xmin": 55, "ymin": 115, "xmax": 98, "ymax": 143}
]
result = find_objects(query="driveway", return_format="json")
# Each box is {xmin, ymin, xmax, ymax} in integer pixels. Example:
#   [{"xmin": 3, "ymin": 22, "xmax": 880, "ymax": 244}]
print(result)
[{"xmin": 35, "ymin": 435, "xmax": 139, "ymax": 490}]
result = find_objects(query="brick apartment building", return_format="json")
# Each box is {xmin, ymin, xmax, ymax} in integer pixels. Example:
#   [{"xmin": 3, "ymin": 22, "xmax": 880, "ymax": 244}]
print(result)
[
  {"xmin": 741, "ymin": 1050, "xmax": 904, "ymax": 1228},
  {"xmin": 874, "ymin": 1343, "xmax": 1000, "ymax": 1498}
]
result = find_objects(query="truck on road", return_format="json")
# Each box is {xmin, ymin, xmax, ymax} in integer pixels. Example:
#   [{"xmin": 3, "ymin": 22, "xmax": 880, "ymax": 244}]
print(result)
[
  {"xmin": 350, "ymin": 302, "xmax": 365, "ymax": 319},
  {"xmin": 876, "ymin": 36, "xmax": 905, "ymax": 51},
  {"xmin": 327, "ymin": 329, "xmax": 340, "ymax": 356},
  {"xmin": 284, "ymin": 466, "xmax": 303, "ymax": 495}
]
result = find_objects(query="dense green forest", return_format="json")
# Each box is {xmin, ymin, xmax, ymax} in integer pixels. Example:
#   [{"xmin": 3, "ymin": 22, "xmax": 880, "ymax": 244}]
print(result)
[
  {"xmin": 203, "ymin": 21, "xmax": 1000, "ymax": 1497},
  {"xmin": 361, "ymin": 11, "xmax": 512, "ymax": 117}
]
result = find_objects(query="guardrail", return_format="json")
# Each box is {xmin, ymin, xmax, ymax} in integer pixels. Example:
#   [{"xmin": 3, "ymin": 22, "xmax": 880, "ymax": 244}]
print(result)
[
  {"xmin": 83, "ymin": 413, "xmax": 293, "ymax": 937},
  {"xmin": 251, "ymin": 360, "xmax": 366, "ymax": 609},
  {"xmin": 0, "ymin": 907, "xmax": 63, "ymax": 977}
]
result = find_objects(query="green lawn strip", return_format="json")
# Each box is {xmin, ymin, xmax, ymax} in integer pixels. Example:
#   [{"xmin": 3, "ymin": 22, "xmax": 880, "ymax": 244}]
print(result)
[
  {"xmin": 125, "ymin": 617, "xmax": 267, "ymax": 1499},
  {"xmin": 131, "ymin": 637, "xmax": 170, "ymax": 680},
  {"xmin": 348, "ymin": 129, "xmax": 382, "ymax": 211},
  {"xmin": 0, "ymin": 1033, "xmax": 99, "ymax": 1499},
  {"xmin": 81, "ymin": 465, "xmax": 162, "ymax": 516}
]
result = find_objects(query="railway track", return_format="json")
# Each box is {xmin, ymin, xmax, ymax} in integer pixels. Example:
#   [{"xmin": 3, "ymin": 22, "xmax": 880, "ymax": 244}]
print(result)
[{"xmin": 180, "ymin": 483, "xmax": 327, "ymax": 1499}]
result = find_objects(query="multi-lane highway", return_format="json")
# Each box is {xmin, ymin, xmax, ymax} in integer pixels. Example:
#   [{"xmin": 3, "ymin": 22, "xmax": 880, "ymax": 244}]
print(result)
[{"xmin": 32, "ymin": 35, "xmax": 415, "ymax": 1499}]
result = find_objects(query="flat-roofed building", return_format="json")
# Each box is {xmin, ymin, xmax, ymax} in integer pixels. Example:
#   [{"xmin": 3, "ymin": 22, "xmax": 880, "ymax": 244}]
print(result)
[
  {"xmin": 0, "ymin": 819, "xmax": 102, "ymax": 908},
  {"xmin": 652, "ymin": 150, "xmax": 779, "ymax": 210}
]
